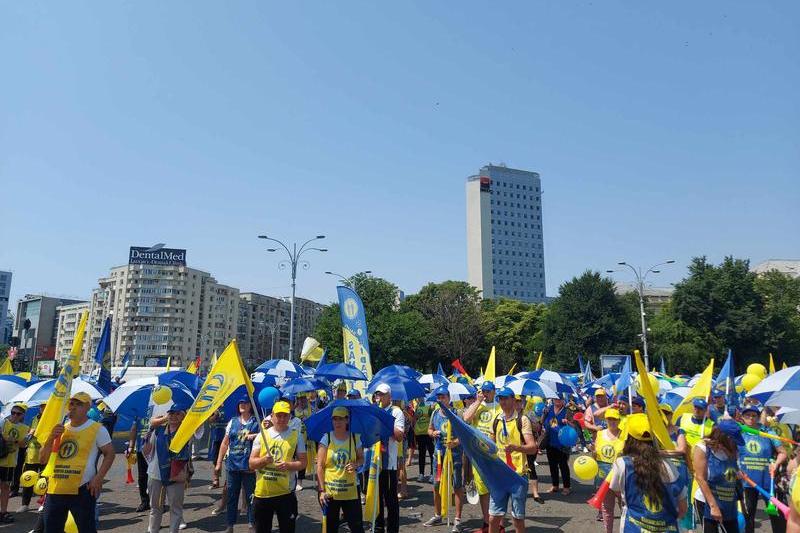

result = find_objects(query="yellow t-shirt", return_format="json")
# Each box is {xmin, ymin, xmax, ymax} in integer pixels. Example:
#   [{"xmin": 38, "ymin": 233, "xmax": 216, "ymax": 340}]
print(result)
[{"xmin": 0, "ymin": 420, "xmax": 30, "ymax": 468}]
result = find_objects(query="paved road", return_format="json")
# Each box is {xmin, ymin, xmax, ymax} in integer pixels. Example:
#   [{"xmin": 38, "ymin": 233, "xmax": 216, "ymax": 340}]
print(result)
[{"xmin": 4, "ymin": 453, "xmax": 773, "ymax": 532}]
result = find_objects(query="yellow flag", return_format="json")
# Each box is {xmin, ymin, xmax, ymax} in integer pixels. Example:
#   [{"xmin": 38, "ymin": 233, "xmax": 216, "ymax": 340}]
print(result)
[
  {"xmin": 769, "ymin": 353, "xmax": 776, "ymax": 375},
  {"xmin": 211, "ymin": 351, "xmax": 218, "ymax": 367},
  {"xmin": 484, "ymin": 346, "xmax": 496, "ymax": 382},
  {"xmin": 169, "ymin": 339, "xmax": 254, "ymax": 453},
  {"xmin": 364, "ymin": 441, "xmax": 382, "ymax": 526},
  {"xmin": 0, "ymin": 359, "xmax": 12, "ymax": 375},
  {"xmin": 439, "ymin": 422, "xmax": 454, "ymax": 518},
  {"xmin": 186, "ymin": 360, "xmax": 197, "ymax": 374},
  {"xmin": 535, "ymin": 351, "xmax": 543, "ymax": 370},
  {"xmin": 782, "ymin": 362, "xmax": 788, "ymax": 370},
  {"xmin": 672, "ymin": 358, "xmax": 715, "ymax": 425},
  {"xmin": 300, "ymin": 337, "xmax": 325, "ymax": 363},
  {"xmin": 36, "ymin": 311, "xmax": 88, "ymax": 475},
  {"xmin": 507, "ymin": 363, "xmax": 517, "ymax": 376},
  {"xmin": 633, "ymin": 350, "xmax": 675, "ymax": 450},
  {"xmin": 165, "ymin": 356, "xmax": 172, "ymax": 371}
]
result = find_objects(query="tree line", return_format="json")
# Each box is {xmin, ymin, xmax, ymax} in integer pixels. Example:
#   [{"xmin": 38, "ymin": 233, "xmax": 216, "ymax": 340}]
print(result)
[{"xmin": 313, "ymin": 257, "xmax": 800, "ymax": 376}]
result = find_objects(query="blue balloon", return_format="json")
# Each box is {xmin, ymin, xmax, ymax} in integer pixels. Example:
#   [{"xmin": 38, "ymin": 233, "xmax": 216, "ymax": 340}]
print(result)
[
  {"xmin": 558, "ymin": 425, "xmax": 578, "ymax": 448},
  {"xmin": 534, "ymin": 402, "xmax": 545, "ymax": 417},
  {"xmin": 257, "ymin": 387, "xmax": 280, "ymax": 413}
]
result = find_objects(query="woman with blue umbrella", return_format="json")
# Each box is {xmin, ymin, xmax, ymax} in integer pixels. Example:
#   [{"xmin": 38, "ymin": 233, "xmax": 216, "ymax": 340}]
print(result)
[{"xmin": 316, "ymin": 405, "xmax": 365, "ymax": 533}]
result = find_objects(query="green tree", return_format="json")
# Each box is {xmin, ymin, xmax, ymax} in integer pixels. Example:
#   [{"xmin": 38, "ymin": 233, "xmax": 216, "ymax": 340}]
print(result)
[
  {"xmin": 402, "ymin": 281, "xmax": 486, "ymax": 371},
  {"xmin": 313, "ymin": 303, "xmax": 344, "ymax": 361},
  {"xmin": 541, "ymin": 271, "xmax": 638, "ymax": 370},
  {"xmin": 754, "ymin": 270, "xmax": 800, "ymax": 361},
  {"xmin": 481, "ymin": 298, "xmax": 547, "ymax": 372}
]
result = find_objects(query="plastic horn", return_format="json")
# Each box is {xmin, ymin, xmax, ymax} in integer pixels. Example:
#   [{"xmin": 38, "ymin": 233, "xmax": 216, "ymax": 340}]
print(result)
[
  {"xmin": 739, "ymin": 424, "xmax": 799, "ymax": 446},
  {"xmin": 739, "ymin": 472, "xmax": 790, "ymax": 520},
  {"xmin": 588, "ymin": 470, "xmax": 614, "ymax": 509},
  {"xmin": 765, "ymin": 468, "xmax": 779, "ymax": 517}
]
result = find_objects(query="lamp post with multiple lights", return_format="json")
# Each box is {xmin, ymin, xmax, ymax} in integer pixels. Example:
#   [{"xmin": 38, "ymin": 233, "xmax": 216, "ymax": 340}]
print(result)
[
  {"xmin": 607, "ymin": 260, "xmax": 675, "ymax": 371},
  {"xmin": 257, "ymin": 234, "xmax": 327, "ymax": 361},
  {"xmin": 324, "ymin": 270, "xmax": 372, "ymax": 286}
]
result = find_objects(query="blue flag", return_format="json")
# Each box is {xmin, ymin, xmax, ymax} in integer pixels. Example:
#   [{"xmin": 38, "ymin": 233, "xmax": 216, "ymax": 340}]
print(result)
[
  {"xmin": 438, "ymin": 403, "xmax": 526, "ymax": 497},
  {"xmin": 578, "ymin": 354, "xmax": 585, "ymax": 375},
  {"xmin": 615, "ymin": 355, "xmax": 632, "ymax": 396},
  {"xmin": 660, "ymin": 356, "xmax": 667, "ymax": 375},
  {"xmin": 117, "ymin": 351, "xmax": 131, "ymax": 381},
  {"xmin": 337, "ymin": 286, "xmax": 373, "ymax": 396},
  {"xmin": 716, "ymin": 349, "xmax": 737, "ymax": 411},
  {"xmin": 583, "ymin": 360, "xmax": 595, "ymax": 384},
  {"xmin": 94, "ymin": 317, "xmax": 113, "ymax": 393},
  {"xmin": 436, "ymin": 362, "xmax": 445, "ymax": 376}
]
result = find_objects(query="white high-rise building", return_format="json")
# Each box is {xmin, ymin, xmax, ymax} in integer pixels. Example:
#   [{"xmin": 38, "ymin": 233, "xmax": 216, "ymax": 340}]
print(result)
[
  {"xmin": 0, "ymin": 271, "xmax": 10, "ymax": 343},
  {"xmin": 466, "ymin": 164, "xmax": 546, "ymax": 302}
]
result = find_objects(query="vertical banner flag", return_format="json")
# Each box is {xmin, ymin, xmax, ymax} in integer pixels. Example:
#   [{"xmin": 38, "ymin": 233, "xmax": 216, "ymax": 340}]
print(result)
[
  {"xmin": 169, "ymin": 339, "xmax": 254, "ymax": 453},
  {"xmin": 94, "ymin": 316, "xmax": 113, "ymax": 393},
  {"xmin": 534, "ymin": 351, "xmax": 543, "ymax": 370},
  {"xmin": 671, "ymin": 358, "xmax": 715, "ymax": 425},
  {"xmin": 37, "ymin": 310, "xmax": 89, "ymax": 476},
  {"xmin": 337, "ymin": 286, "xmax": 373, "ymax": 396},
  {"xmin": 484, "ymin": 346, "xmax": 497, "ymax": 382},
  {"xmin": 117, "ymin": 351, "xmax": 131, "ymax": 380},
  {"xmin": 769, "ymin": 353, "xmax": 776, "ymax": 375},
  {"xmin": 633, "ymin": 350, "xmax": 675, "ymax": 450},
  {"xmin": 363, "ymin": 441, "xmax": 382, "ymax": 528}
]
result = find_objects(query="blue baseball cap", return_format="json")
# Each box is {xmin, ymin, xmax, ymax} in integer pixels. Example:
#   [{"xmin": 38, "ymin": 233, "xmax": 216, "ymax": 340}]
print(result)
[
  {"xmin": 480, "ymin": 381, "xmax": 496, "ymax": 392},
  {"xmin": 717, "ymin": 419, "xmax": 745, "ymax": 446},
  {"xmin": 496, "ymin": 387, "xmax": 514, "ymax": 399},
  {"xmin": 434, "ymin": 385, "xmax": 450, "ymax": 397},
  {"xmin": 167, "ymin": 401, "xmax": 191, "ymax": 413},
  {"xmin": 631, "ymin": 396, "xmax": 645, "ymax": 407},
  {"xmin": 236, "ymin": 395, "xmax": 250, "ymax": 404},
  {"xmin": 692, "ymin": 398, "xmax": 708, "ymax": 409},
  {"xmin": 741, "ymin": 405, "xmax": 761, "ymax": 416},
  {"xmin": 712, "ymin": 391, "xmax": 724, "ymax": 398},
  {"xmin": 346, "ymin": 389, "xmax": 361, "ymax": 398}
]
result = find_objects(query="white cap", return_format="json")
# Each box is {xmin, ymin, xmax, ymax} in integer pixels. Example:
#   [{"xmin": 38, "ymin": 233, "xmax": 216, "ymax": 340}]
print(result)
[{"xmin": 375, "ymin": 383, "xmax": 391, "ymax": 395}]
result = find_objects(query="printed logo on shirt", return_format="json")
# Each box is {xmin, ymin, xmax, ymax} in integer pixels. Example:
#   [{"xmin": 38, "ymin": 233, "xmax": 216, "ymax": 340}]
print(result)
[
  {"xmin": 269, "ymin": 444, "xmax": 285, "ymax": 463},
  {"xmin": 479, "ymin": 410, "xmax": 493, "ymax": 423},
  {"xmin": 58, "ymin": 439, "xmax": 79, "ymax": 460},
  {"xmin": 643, "ymin": 494, "xmax": 663, "ymax": 514},
  {"xmin": 746, "ymin": 440, "xmax": 762, "ymax": 455},
  {"xmin": 7, "ymin": 427, "xmax": 19, "ymax": 441},
  {"xmin": 724, "ymin": 467, "xmax": 738, "ymax": 483},
  {"xmin": 600, "ymin": 445, "xmax": 616, "ymax": 461},
  {"xmin": 333, "ymin": 449, "xmax": 350, "ymax": 471}
]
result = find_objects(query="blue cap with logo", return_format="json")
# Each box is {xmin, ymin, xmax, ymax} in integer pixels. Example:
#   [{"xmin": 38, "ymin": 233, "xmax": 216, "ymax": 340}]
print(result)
[
  {"xmin": 346, "ymin": 389, "xmax": 361, "ymax": 398},
  {"xmin": 481, "ymin": 381, "xmax": 496, "ymax": 392},
  {"xmin": 496, "ymin": 387, "xmax": 514, "ymax": 399},
  {"xmin": 631, "ymin": 396, "xmax": 645, "ymax": 407},
  {"xmin": 434, "ymin": 385, "xmax": 450, "ymax": 397},
  {"xmin": 692, "ymin": 398, "xmax": 708, "ymax": 410},
  {"xmin": 717, "ymin": 419, "xmax": 745, "ymax": 446}
]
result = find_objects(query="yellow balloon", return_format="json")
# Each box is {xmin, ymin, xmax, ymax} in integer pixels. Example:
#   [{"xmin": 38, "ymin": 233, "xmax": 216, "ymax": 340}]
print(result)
[
  {"xmin": 747, "ymin": 363, "xmax": 767, "ymax": 379},
  {"xmin": 735, "ymin": 384, "xmax": 744, "ymax": 394},
  {"xmin": 65, "ymin": 512, "xmax": 78, "ymax": 533},
  {"xmin": 34, "ymin": 477, "xmax": 48, "ymax": 495},
  {"xmin": 573, "ymin": 455, "xmax": 599, "ymax": 481},
  {"xmin": 531, "ymin": 395, "xmax": 543, "ymax": 405},
  {"xmin": 20, "ymin": 470, "xmax": 39, "ymax": 488},
  {"xmin": 152, "ymin": 385, "xmax": 172, "ymax": 405},
  {"xmin": 741, "ymin": 373, "xmax": 762, "ymax": 392}
]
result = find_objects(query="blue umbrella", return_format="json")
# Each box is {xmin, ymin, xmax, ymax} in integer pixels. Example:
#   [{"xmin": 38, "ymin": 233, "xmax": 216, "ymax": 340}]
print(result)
[
  {"xmin": 367, "ymin": 375, "xmax": 426, "ymax": 401},
  {"xmin": 158, "ymin": 370, "xmax": 202, "ymax": 394},
  {"xmin": 373, "ymin": 365, "xmax": 421, "ymax": 381},
  {"xmin": 304, "ymin": 399, "xmax": 396, "ymax": 447},
  {"xmin": 315, "ymin": 363, "xmax": 368, "ymax": 382},
  {"xmin": 281, "ymin": 377, "xmax": 331, "ymax": 396},
  {"xmin": 255, "ymin": 359, "xmax": 306, "ymax": 378},
  {"xmin": 103, "ymin": 377, "xmax": 197, "ymax": 433}
]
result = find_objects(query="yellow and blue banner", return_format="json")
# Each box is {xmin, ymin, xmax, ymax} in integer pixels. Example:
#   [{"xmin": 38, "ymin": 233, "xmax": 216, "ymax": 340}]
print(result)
[{"xmin": 337, "ymin": 286, "xmax": 373, "ymax": 396}]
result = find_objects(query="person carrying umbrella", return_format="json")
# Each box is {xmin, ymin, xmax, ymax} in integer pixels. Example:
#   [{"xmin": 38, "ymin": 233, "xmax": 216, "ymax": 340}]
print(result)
[
  {"xmin": 215, "ymin": 395, "xmax": 260, "ymax": 533},
  {"xmin": 39, "ymin": 391, "xmax": 116, "ymax": 533},
  {"xmin": 0, "ymin": 402, "xmax": 29, "ymax": 523},
  {"xmin": 423, "ymin": 386, "xmax": 465, "ymax": 532},
  {"xmin": 372, "ymin": 383, "xmax": 405, "ymax": 533},
  {"xmin": 249, "ymin": 400, "xmax": 307, "ymax": 533},
  {"xmin": 316, "ymin": 405, "xmax": 365, "ymax": 533}
]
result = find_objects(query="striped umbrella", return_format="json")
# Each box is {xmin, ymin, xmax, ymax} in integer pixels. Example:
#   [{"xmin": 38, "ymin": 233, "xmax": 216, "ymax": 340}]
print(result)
[
  {"xmin": 0, "ymin": 375, "xmax": 32, "ymax": 405},
  {"xmin": 254, "ymin": 359, "xmax": 307, "ymax": 378},
  {"xmin": 418, "ymin": 373, "xmax": 449, "ymax": 391},
  {"xmin": 748, "ymin": 366, "xmax": 800, "ymax": 407},
  {"xmin": 507, "ymin": 378, "xmax": 558, "ymax": 399},
  {"xmin": 7, "ymin": 377, "xmax": 105, "ymax": 405},
  {"xmin": 426, "ymin": 382, "xmax": 477, "ymax": 402}
]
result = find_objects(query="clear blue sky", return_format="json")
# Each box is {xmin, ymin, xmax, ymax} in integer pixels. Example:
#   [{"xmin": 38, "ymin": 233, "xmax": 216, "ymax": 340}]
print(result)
[{"xmin": 2, "ymin": 1, "xmax": 798, "ymax": 307}]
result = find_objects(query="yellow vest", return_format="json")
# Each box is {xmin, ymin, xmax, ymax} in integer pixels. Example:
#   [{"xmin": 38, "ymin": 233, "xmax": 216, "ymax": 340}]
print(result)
[
  {"xmin": 474, "ymin": 402, "xmax": 502, "ymax": 439},
  {"xmin": 493, "ymin": 412, "xmax": 527, "ymax": 475},
  {"xmin": 791, "ymin": 471, "xmax": 800, "ymax": 516},
  {"xmin": 595, "ymin": 429, "xmax": 623, "ymax": 465},
  {"xmin": 255, "ymin": 428, "xmax": 299, "ymax": 498},
  {"xmin": 26, "ymin": 415, "xmax": 41, "ymax": 465},
  {"xmin": 679, "ymin": 414, "xmax": 714, "ymax": 448},
  {"xmin": 0, "ymin": 420, "xmax": 29, "ymax": 468},
  {"xmin": 323, "ymin": 432, "xmax": 359, "ymax": 501},
  {"xmin": 48, "ymin": 421, "xmax": 101, "ymax": 495}
]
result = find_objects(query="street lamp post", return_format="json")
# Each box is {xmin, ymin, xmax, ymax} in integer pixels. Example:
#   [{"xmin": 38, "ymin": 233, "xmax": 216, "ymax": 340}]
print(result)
[
  {"xmin": 607, "ymin": 260, "xmax": 675, "ymax": 371},
  {"xmin": 258, "ymin": 234, "xmax": 328, "ymax": 361},
  {"xmin": 324, "ymin": 270, "xmax": 372, "ymax": 286}
]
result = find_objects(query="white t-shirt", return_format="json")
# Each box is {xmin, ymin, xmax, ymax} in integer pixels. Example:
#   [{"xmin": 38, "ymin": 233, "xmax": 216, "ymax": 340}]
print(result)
[
  {"xmin": 384, "ymin": 405, "xmax": 405, "ymax": 470},
  {"xmin": 609, "ymin": 455, "xmax": 686, "ymax": 526},
  {"xmin": 146, "ymin": 425, "xmax": 203, "ymax": 481},
  {"xmin": 61, "ymin": 419, "xmax": 112, "ymax": 486},
  {"xmin": 692, "ymin": 442, "xmax": 730, "ymax": 503},
  {"xmin": 252, "ymin": 427, "xmax": 307, "ymax": 489}
]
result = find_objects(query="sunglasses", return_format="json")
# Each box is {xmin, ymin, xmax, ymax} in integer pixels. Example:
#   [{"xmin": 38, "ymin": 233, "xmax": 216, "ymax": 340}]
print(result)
[
  {"xmin": 11, "ymin": 411, "xmax": 24, "ymax": 416},
  {"xmin": 332, "ymin": 416, "xmax": 349, "ymax": 421}
]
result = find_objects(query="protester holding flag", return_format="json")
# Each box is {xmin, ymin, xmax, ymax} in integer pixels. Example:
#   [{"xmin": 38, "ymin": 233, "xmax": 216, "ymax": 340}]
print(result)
[
  {"xmin": 423, "ymin": 386, "xmax": 464, "ymax": 531},
  {"xmin": 0, "ymin": 403, "xmax": 29, "ymax": 522},
  {"xmin": 692, "ymin": 420, "xmax": 745, "ymax": 533},
  {"xmin": 738, "ymin": 405, "xmax": 787, "ymax": 533},
  {"xmin": 249, "ymin": 400, "xmax": 307, "ymax": 533},
  {"xmin": 462, "ymin": 381, "xmax": 502, "ymax": 529},
  {"xmin": 413, "ymin": 399, "xmax": 434, "ymax": 482},
  {"xmin": 595, "ymin": 407, "xmax": 623, "ymax": 533},
  {"xmin": 678, "ymin": 399, "xmax": 715, "ymax": 452},
  {"xmin": 315, "ymin": 405, "xmax": 365, "ymax": 533},
  {"xmin": 39, "ymin": 391, "xmax": 115, "ymax": 533},
  {"xmin": 489, "ymin": 387, "xmax": 537, "ymax": 533},
  {"xmin": 143, "ymin": 403, "xmax": 193, "ymax": 533},
  {"xmin": 372, "ymin": 383, "xmax": 404, "ymax": 533},
  {"xmin": 215, "ymin": 396, "xmax": 259, "ymax": 533},
  {"xmin": 541, "ymin": 396, "xmax": 573, "ymax": 495},
  {"xmin": 609, "ymin": 413, "xmax": 688, "ymax": 531}
]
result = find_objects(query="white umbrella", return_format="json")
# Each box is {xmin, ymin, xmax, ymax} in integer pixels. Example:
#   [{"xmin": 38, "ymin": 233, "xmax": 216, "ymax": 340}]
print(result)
[
  {"xmin": 418, "ymin": 373, "xmax": 449, "ymax": 390},
  {"xmin": 427, "ymin": 381, "xmax": 477, "ymax": 402},
  {"xmin": 0, "ymin": 376, "xmax": 29, "ymax": 405},
  {"xmin": 254, "ymin": 359, "xmax": 306, "ymax": 378},
  {"xmin": 776, "ymin": 407, "xmax": 800, "ymax": 424},
  {"xmin": 7, "ymin": 377, "xmax": 105, "ymax": 405},
  {"xmin": 493, "ymin": 375, "xmax": 518, "ymax": 388},
  {"xmin": 748, "ymin": 366, "xmax": 800, "ymax": 408},
  {"xmin": 507, "ymin": 379, "xmax": 558, "ymax": 399}
]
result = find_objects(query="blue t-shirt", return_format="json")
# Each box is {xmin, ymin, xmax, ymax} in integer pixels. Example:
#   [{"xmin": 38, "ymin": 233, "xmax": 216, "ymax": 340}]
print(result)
[{"xmin": 430, "ymin": 407, "xmax": 463, "ymax": 460}]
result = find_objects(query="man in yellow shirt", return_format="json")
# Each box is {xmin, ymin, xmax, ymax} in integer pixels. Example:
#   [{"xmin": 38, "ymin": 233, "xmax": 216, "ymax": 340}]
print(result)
[{"xmin": 0, "ymin": 403, "xmax": 29, "ymax": 523}]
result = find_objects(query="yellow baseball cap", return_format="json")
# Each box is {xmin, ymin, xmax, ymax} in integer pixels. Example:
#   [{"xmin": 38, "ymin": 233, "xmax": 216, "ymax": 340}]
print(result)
[
  {"xmin": 272, "ymin": 401, "xmax": 291, "ymax": 415},
  {"xmin": 70, "ymin": 392, "xmax": 92, "ymax": 404},
  {"xmin": 332, "ymin": 406, "xmax": 349, "ymax": 418},
  {"xmin": 658, "ymin": 403, "xmax": 673, "ymax": 414},
  {"xmin": 594, "ymin": 389, "xmax": 607, "ymax": 397},
  {"xmin": 626, "ymin": 413, "xmax": 653, "ymax": 441},
  {"xmin": 605, "ymin": 408, "xmax": 620, "ymax": 419}
]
